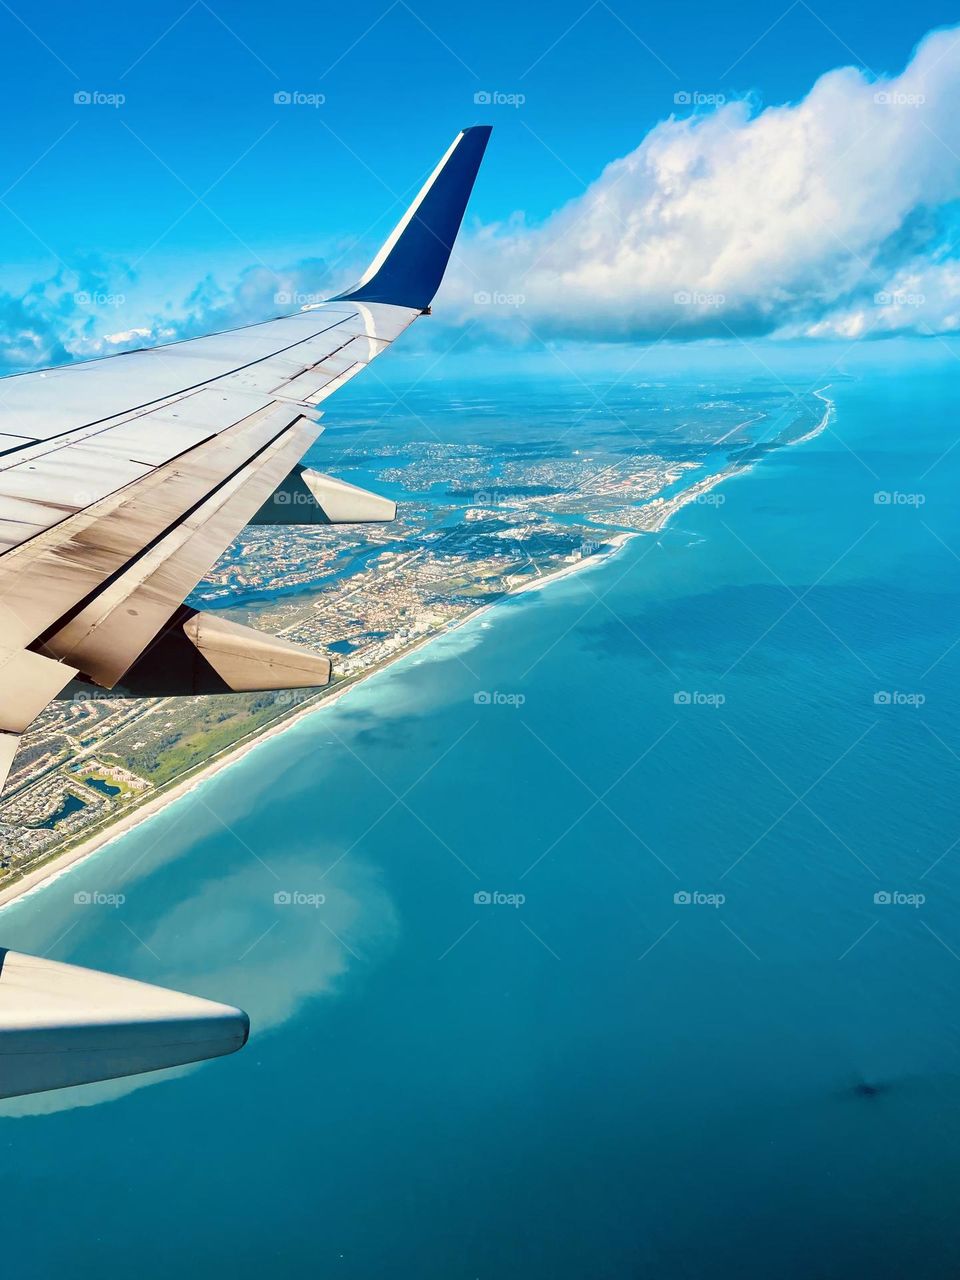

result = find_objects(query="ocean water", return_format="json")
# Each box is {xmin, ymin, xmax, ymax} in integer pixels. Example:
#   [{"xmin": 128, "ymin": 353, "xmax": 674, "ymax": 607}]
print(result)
[{"xmin": 2, "ymin": 369, "xmax": 960, "ymax": 1278}]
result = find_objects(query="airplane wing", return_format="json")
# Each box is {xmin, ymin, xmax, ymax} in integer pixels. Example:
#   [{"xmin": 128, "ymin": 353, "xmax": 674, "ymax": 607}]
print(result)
[{"xmin": 0, "ymin": 125, "xmax": 491, "ymax": 1101}]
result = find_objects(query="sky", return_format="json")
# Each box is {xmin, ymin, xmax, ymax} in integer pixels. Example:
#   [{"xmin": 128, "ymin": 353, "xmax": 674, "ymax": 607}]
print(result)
[{"xmin": 2, "ymin": 0, "xmax": 960, "ymax": 372}]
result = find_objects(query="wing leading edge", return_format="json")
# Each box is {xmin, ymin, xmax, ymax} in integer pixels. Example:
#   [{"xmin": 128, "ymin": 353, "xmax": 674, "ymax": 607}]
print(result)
[{"xmin": 0, "ymin": 126, "xmax": 491, "ymax": 1099}]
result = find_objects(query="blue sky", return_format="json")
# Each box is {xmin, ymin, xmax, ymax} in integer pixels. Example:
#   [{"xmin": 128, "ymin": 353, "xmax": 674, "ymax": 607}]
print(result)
[{"xmin": 2, "ymin": 0, "xmax": 960, "ymax": 369}]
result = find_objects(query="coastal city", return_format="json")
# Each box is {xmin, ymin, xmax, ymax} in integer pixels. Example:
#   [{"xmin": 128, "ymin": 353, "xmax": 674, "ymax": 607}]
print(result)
[{"xmin": 0, "ymin": 382, "xmax": 831, "ymax": 892}]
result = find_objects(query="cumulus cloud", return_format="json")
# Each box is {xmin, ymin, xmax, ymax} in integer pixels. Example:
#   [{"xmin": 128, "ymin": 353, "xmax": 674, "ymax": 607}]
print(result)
[
  {"xmin": 0, "ymin": 259, "xmax": 143, "ymax": 374},
  {"xmin": 440, "ymin": 22, "xmax": 960, "ymax": 342}
]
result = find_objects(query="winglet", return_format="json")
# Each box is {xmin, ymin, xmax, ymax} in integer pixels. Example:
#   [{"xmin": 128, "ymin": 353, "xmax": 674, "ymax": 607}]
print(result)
[{"xmin": 334, "ymin": 126, "xmax": 491, "ymax": 311}]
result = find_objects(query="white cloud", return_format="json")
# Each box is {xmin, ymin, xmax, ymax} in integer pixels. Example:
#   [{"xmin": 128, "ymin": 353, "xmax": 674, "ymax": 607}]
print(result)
[
  {"xmin": 101, "ymin": 326, "xmax": 152, "ymax": 345},
  {"xmin": 440, "ymin": 23, "xmax": 960, "ymax": 342}
]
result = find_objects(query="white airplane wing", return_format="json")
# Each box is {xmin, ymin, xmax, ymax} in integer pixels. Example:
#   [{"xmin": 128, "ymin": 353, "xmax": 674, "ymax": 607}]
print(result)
[{"xmin": 0, "ymin": 125, "xmax": 491, "ymax": 1100}]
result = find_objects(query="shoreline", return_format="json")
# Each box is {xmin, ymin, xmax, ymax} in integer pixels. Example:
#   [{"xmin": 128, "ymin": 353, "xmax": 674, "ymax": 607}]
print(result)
[
  {"xmin": 0, "ymin": 392, "xmax": 834, "ymax": 912},
  {"xmin": 0, "ymin": 616, "xmax": 464, "ymax": 911}
]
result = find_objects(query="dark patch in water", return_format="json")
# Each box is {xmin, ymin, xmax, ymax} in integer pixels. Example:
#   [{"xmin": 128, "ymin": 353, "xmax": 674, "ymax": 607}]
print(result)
[{"xmin": 853, "ymin": 1080, "xmax": 886, "ymax": 1098}]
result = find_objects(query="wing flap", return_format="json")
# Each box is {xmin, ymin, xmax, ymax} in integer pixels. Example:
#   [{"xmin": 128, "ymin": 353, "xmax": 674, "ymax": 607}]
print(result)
[
  {"xmin": 42, "ymin": 417, "xmax": 320, "ymax": 687},
  {"xmin": 0, "ymin": 401, "xmax": 307, "ymax": 650},
  {"xmin": 183, "ymin": 611, "xmax": 332, "ymax": 691},
  {"xmin": 280, "ymin": 359, "xmax": 362, "ymax": 403}
]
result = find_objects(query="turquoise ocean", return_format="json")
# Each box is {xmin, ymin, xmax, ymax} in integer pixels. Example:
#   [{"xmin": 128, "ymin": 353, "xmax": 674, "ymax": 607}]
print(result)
[{"xmin": 2, "ymin": 368, "xmax": 960, "ymax": 1277}]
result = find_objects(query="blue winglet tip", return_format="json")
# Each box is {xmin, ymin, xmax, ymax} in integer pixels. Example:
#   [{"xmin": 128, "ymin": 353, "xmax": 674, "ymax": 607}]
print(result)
[{"xmin": 335, "ymin": 126, "xmax": 492, "ymax": 311}]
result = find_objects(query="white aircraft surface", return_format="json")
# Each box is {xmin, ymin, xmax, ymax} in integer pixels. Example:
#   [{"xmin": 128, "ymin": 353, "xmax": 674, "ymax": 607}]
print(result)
[{"xmin": 0, "ymin": 125, "xmax": 492, "ymax": 1100}]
